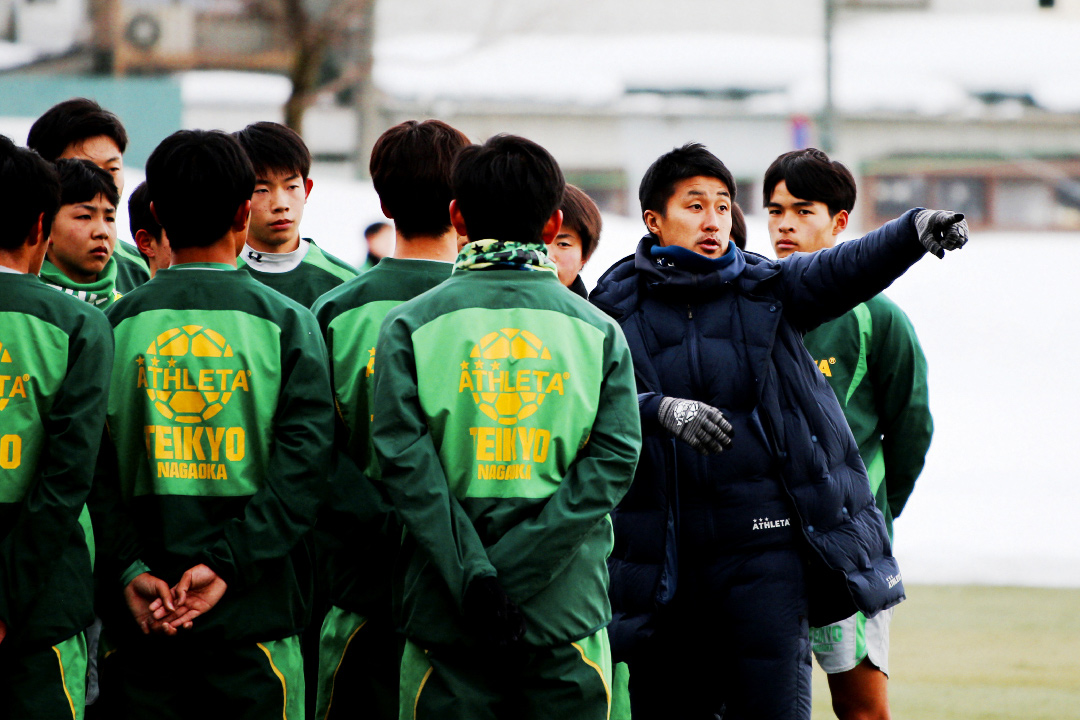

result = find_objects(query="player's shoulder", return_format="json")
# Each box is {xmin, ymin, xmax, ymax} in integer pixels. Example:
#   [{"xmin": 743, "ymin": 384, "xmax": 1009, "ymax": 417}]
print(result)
[
  {"xmin": 393, "ymin": 270, "xmax": 622, "ymax": 341},
  {"xmin": 303, "ymin": 239, "xmax": 359, "ymax": 281},
  {"xmin": 15, "ymin": 274, "xmax": 114, "ymax": 335},
  {"xmin": 310, "ymin": 266, "xmax": 391, "ymax": 317},
  {"xmin": 866, "ymin": 293, "xmax": 918, "ymax": 335}
]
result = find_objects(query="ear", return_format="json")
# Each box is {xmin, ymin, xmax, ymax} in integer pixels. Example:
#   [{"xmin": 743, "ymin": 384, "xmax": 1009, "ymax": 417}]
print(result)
[
  {"xmin": 28, "ymin": 213, "xmax": 45, "ymax": 247},
  {"xmin": 149, "ymin": 201, "xmax": 161, "ymax": 225},
  {"xmin": 134, "ymin": 228, "xmax": 155, "ymax": 257},
  {"xmin": 380, "ymin": 199, "xmax": 394, "ymax": 220},
  {"xmin": 643, "ymin": 209, "xmax": 662, "ymax": 237},
  {"xmin": 449, "ymin": 200, "xmax": 468, "ymax": 237},
  {"xmin": 541, "ymin": 209, "xmax": 563, "ymax": 245},
  {"xmin": 831, "ymin": 209, "xmax": 849, "ymax": 236},
  {"xmin": 232, "ymin": 199, "xmax": 251, "ymax": 232},
  {"xmin": 304, "ymin": 177, "xmax": 314, "ymax": 200}
]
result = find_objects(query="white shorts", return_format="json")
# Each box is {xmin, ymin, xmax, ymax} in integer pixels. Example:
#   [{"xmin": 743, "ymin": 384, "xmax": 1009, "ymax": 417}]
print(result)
[{"xmin": 809, "ymin": 607, "xmax": 893, "ymax": 676}]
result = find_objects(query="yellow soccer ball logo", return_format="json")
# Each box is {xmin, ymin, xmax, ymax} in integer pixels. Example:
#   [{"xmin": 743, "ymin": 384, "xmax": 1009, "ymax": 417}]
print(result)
[
  {"xmin": 144, "ymin": 325, "xmax": 235, "ymax": 423},
  {"xmin": 469, "ymin": 328, "xmax": 552, "ymax": 425}
]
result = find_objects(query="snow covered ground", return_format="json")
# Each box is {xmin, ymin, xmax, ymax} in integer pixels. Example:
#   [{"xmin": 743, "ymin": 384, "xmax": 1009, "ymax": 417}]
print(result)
[{"xmin": 114, "ymin": 170, "xmax": 1079, "ymax": 589}]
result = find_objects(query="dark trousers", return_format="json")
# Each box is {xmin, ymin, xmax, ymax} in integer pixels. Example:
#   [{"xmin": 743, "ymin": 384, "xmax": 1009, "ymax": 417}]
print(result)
[
  {"xmin": 114, "ymin": 633, "xmax": 303, "ymax": 720},
  {"xmin": 402, "ymin": 630, "xmax": 612, "ymax": 720},
  {"xmin": 0, "ymin": 632, "xmax": 86, "ymax": 720},
  {"xmin": 626, "ymin": 547, "xmax": 812, "ymax": 720},
  {"xmin": 317, "ymin": 607, "xmax": 403, "ymax": 720}
]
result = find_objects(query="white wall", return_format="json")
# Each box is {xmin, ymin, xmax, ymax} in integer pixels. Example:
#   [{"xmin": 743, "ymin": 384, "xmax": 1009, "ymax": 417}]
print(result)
[{"xmin": 13, "ymin": 0, "xmax": 85, "ymax": 51}]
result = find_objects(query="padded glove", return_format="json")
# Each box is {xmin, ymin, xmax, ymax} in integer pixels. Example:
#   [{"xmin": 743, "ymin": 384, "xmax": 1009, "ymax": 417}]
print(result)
[
  {"xmin": 463, "ymin": 576, "xmax": 526, "ymax": 647},
  {"xmin": 657, "ymin": 396, "xmax": 734, "ymax": 455},
  {"xmin": 914, "ymin": 210, "xmax": 968, "ymax": 259}
]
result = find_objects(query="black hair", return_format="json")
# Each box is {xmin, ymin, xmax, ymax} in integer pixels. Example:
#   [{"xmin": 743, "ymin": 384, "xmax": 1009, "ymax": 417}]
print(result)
[
  {"xmin": 233, "ymin": 121, "xmax": 311, "ymax": 180},
  {"xmin": 639, "ymin": 142, "xmax": 737, "ymax": 216},
  {"xmin": 0, "ymin": 134, "xmax": 60, "ymax": 250},
  {"xmin": 762, "ymin": 148, "xmax": 856, "ymax": 216},
  {"xmin": 560, "ymin": 184, "xmax": 602, "ymax": 261},
  {"xmin": 451, "ymin": 134, "xmax": 565, "ymax": 245},
  {"xmin": 56, "ymin": 158, "xmax": 120, "ymax": 209},
  {"xmin": 145, "ymin": 130, "xmax": 255, "ymax": 249},
  {"xmin": 370, "ymin": 120, "xmax": 471, "ymax": 239},
  {"xmin": 730, "ymin": 201, "xmax": 747, "ymax": 251},
  {"xmin": 128, "ymin": 181, "xmax": 161, "ymax": 244},
  {"xmin": 26, "ymin": 98, "xmax": 128, "ymax": 162},
  {"xmin": 364, "ymin": 221, "xmax": 390, "ymax": 239}
]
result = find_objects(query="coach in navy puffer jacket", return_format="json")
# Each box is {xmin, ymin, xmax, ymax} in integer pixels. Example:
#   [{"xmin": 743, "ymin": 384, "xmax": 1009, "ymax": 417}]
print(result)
[
  {"xmin": 592, "ymin": 217, "xmax": 917, "ymax": 620},
  {"xmin": 588, "ymin": 144, "xmax": 940, "ymax": 720}
]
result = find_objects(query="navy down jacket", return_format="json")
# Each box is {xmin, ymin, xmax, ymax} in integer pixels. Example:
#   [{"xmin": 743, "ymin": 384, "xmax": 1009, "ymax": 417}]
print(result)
[{"xmin": 590, "ymin": 210, "xmax": 924, "ymax": 634}]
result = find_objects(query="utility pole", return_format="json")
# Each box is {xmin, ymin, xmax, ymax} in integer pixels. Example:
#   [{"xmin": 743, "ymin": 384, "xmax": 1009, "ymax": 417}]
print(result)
[
  {"xmin": 352, "ymin": 0, "xmax": 378, "ymax": 179},
  {"xmin": 821, "ymin": 0, "xmax": 836, "ymax": 153}
]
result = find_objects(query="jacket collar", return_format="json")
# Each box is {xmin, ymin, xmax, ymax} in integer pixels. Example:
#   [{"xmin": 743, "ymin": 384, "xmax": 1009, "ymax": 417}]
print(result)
[{"xmin": 634, "ymin": 234, "xmax": 745, "ymax": 297}]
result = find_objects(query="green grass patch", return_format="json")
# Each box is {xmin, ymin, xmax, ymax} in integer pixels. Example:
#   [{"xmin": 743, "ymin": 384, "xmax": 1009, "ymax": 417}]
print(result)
[{"xmin": 811, "ymin": 585, "xmax": 1080, "ymax": 720}]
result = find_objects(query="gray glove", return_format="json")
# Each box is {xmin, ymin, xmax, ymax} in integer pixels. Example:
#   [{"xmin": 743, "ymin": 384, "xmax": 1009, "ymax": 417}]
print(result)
[
  {"xmin": 657, "ymin": 397, "xmax": 734, "ymax": 455},
  {"xmin": 914, "ymin": 209, "xmax": 969, "ymax": 259}
]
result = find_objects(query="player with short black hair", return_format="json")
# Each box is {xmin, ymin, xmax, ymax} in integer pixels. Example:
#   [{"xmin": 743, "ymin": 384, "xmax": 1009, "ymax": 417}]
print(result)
[
  {"xmin": 127, "ymin": 182, "xmax": 171, "ymax": 278},
  {"xmin": 0, "ymin": 134, "xmax": 113, "ymax": 720},
  {"xmin": 373, "ymin": 133, "xmax": 641, "ymax": 719},
  {"xmin": 232, "ymin": 121, "xmax": 357, "ymax": 306},
  {"xmin": 763, "ymin": 147, "xmax": 857, "ymax": 220},
  {"xmin": 730, "ymin": 201, "xmax": 747, "ymax": 251},
  {"xmin": 550, "ymin": 184, "xmax": 602, "ymax": 295},
  {"xmin": 360, "ymin": 222, "xmax": 394, "ymax": 270},
  {"xmin": 92, "ymin": 128, "xmax": 335, "ymax": 719},
  {"xmin": 765, "ymin": 147, "xmax": 933, "ymax": 720},
  {"xmin": 370, "ymin": 119, "xmax": 469, "ymax": 239},
  {"xmin": 311, "ymin": 117, "xmax": 471, "ymax": 720},
  {"xmin": 39, "ymin": 159, "xmax": 123, "ymax": 309},
  {"xmin": 450, "ymin": 133, "xmax": 566, "ymax": 246},
  {"xmin": 27, "ymin": 97, "xmax": 150, "ymax": 291},
  {"xmin": 146, "ymin": 130, "xmax": 254, "ymax": 250},
  {"xmin": 26, "ymin": 98, "xmax": 128, "ymax": 174},
  {"xmin": 0, "ymin": 140, "xmax": 60, "ymax": 249}
]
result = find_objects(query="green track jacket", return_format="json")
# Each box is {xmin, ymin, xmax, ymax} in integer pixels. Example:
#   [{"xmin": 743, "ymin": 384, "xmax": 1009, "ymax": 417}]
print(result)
[
  {"xmin": 311, "ymin": 258, "xmax": 453, "ymax": 616},
  {"xmin": 238, "ymin": 238, "xmax": 358, "ymax": 308},
  {"xmin": 0, "ymin": 271, "xmax": 112, "ymax": 650},
  {"xmin": 113, "ymin": 240, "xmax": 151, "ymax": 293},
  {"xmin": 372, "ymin": 268, "xmax": 641, "ymax": 648},
  {"xmin": 94, "ymin": 262, "xmax": 335, "ymax": 643},
  {"xmin": 802, "ymin": 294, "xmax": 933, "ymax": 538}
]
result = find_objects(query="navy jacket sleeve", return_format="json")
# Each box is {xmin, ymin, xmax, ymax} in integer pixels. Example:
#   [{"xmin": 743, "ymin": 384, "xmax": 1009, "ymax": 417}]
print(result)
[{"xmin": 776, "ymin": 210, "xmax": 927, "ymax": 333}]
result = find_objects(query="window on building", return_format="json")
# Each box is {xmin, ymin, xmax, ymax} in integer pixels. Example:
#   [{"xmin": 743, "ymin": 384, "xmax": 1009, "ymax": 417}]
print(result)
[
  {"xmin": 993, "ymin": 180, "xmax": 1055, "ymax": 229},
  {"xmin": 564, "ymin": 170, "xmax": 629, "ymax": 216},
  {"xmin": 873, "ymin": 176, "xmax": 929, "ymax": 220},
  {"xmin": 931, "ymin": 178, "xmax": 987, "ymax": 225}
]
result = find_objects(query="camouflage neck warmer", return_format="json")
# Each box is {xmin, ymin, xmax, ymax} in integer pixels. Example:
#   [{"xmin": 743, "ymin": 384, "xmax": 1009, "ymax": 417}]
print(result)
[{"xmin": 454, "ymin": 239, "xmax": 559, "ymax": 276}]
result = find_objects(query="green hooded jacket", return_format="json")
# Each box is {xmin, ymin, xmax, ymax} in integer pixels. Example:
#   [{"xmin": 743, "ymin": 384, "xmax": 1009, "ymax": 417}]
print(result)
[
  {"xmin": 93, "ymin": 263, "xmax": 335, "ymax": 643},
  {"xmin": 311, "ymin": 257, "xmax": 453, "ymax": 617},
  {"xmin": 372, "ymin": 267, "xmax": 641, "ymax": 648}
]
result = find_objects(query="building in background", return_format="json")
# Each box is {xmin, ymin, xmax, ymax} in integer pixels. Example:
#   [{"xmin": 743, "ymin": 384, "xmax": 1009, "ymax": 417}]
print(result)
[{"xmin": 3, "ymin": 0, "xmax": 1080, "ymax": 229}]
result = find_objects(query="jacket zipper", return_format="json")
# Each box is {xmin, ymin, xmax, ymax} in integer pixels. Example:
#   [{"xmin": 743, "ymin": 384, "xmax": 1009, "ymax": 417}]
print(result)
[{"xmin": 686, "ymin": 304, "xmax": 704, "ymax": 394}]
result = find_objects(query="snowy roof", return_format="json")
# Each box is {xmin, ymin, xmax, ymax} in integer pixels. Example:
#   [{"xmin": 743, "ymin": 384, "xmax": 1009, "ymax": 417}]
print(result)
[{"xmin": 373, "ymin": 12, "xmax": 1080, "ymax": 116}]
